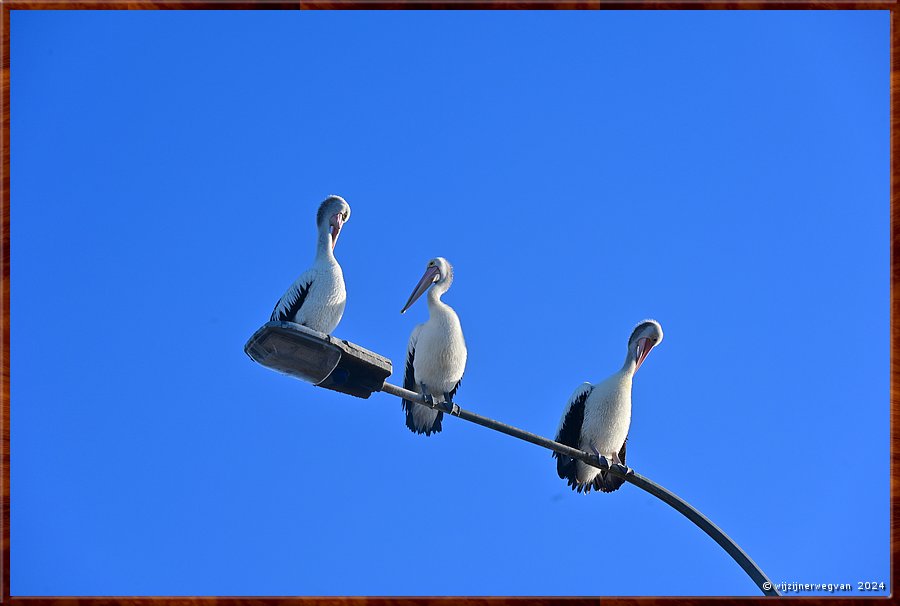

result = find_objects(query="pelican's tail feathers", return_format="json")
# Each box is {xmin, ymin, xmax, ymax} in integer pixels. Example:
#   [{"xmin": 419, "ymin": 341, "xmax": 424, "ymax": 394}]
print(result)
[
  {"xmin": 556, "ymin": 461, "xmax": 626, "ymax": 494},
  {"xmin": 401, "ymin": 400, "xmax": 443, "ymax": 436},
  {"xmin": 592, "ymin": 470, "xmax": 626, "ymax": 493}
]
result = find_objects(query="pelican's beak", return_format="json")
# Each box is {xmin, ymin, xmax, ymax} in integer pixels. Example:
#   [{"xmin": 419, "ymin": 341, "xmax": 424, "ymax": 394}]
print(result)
[
  {"xmin": 635, "ymin": 337, "xmax": 654, "ymax": 371},
  {"xmin": 401, "ymin": 266, "xmax": 440, "ymax": 314},
  {"xmin": 329, "ymin": 213, "xmax": 345, "ymax": 250}
]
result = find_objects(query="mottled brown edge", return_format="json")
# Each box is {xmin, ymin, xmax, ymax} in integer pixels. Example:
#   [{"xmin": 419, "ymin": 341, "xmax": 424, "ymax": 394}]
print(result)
[
  {"xmin": 891, "ymin": 7, "xmax": 899, "ymax": 606},
  {"xmin": 1, "ymin": 0, "xmax": 899, "ymax": 8},
  {"xmin": 0, "ymin": 1, "xmax": 896, "ymax": 604},
  {"xmin": 1, "ymin": 2, "xmax": 7, "ymax": 605}
]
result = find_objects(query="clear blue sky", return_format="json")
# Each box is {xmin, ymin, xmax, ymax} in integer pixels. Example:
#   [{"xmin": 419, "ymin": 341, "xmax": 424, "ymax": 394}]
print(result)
[{"xmin": 12, "ymin": 10, "xmax": 888, "ymax": 597}]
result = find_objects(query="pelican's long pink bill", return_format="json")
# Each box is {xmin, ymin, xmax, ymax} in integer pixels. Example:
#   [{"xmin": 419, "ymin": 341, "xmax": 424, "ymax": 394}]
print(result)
[
  {"xmin": 401, "ymin": 266, "xmax": 440, "ymax": 314},
  {"xmin": 329, "ymin": 213, "xmax": 344, "ymax": 250},
  {"xmin": 635, "ymin": 338, "xmax": 654, "ymax": 371}
]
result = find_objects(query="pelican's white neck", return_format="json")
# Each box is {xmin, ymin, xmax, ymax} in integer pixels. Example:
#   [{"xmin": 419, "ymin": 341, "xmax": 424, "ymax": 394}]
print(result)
[
  {"xmin": 315, "ymin": 225, "xmax": 336, "ymax": 262},
  {"xmin": 427, "ymin": 281, "xmax": 452, "ymax": 312}
]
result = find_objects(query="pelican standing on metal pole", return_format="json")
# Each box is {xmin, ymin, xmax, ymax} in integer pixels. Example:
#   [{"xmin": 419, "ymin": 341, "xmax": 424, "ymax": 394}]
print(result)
[
  {"xmin": 399, "ymin": 257, "xmax": 467, "ymax": 436},
  {"xmin": 554, "ymin": 319, "xmax": 664, "ymax": 493},
  {"xmin": 270, "ymin": 195, "xmax": 351, "ymax": 334}
]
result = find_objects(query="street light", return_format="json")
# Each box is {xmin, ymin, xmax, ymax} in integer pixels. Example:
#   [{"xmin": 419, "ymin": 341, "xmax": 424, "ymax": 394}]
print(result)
[
  {"xmin": 244, "ymin": 321, "xmax": 780, "ymax": 597},
  {"xmin": 244, "ymin": 321, "xmax": 392, "ymax": 399}
]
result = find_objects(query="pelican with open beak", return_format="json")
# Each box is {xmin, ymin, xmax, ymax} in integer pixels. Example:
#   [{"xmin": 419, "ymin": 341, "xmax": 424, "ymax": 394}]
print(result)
[
  {"xmin": 554, "ymin": 319, "xmax": 664, "ymax": 493},
  {"xmin": 269, "ymin": 195, "xmax": 351, "ymax": 334},
  {"xmin": 399, "ymin": 257, "xmax": 467, "ymax": 436}
]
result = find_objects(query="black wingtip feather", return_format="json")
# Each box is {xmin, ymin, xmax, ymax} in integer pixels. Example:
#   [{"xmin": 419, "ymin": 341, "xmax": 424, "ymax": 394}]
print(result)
[{"xmin": 556, "ymin": 455, "xmax": 576, "ymax": 481}]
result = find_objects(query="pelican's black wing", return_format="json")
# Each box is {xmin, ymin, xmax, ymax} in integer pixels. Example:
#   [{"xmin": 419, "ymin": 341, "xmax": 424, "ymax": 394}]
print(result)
[
  {"xmin": 401, "ymin": 344, "xmax": 417, "ymax": 419},
  {"xmin": 401, "ymin": 325, "xmax": 426, "ymax": 433},
  {"xmin": 553, "ymin": 383, "xmax": 593, "ymax": 487},
  {"xmin": 271, "ymin": 274, "xmax": 313, "ymax": 323}
]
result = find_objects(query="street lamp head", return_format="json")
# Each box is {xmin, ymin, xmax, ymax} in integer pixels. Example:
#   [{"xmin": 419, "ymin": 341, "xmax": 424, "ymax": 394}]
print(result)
[{"xmin": 244, "ymin": 322, "xmax": 392, "ymax": 399}]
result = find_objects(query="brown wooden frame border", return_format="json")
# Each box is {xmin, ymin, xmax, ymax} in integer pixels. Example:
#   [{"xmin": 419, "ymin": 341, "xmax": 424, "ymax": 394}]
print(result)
[{"xmin": 1, "ymin": 2, "xmax": 895, "ymax": 603}]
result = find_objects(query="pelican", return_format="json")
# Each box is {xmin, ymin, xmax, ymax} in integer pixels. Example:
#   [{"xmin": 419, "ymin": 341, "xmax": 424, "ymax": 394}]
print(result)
[
  {"xmin": 270, "ymin": 195, "xmax": 351, "ymax": 334},
  {"xmin": 553, "ymin": 319, "xmax": 664, "ymax": 493},
  {"xmin": 399, "ymin": 257, "xmax": 467, "ymax": 436}
]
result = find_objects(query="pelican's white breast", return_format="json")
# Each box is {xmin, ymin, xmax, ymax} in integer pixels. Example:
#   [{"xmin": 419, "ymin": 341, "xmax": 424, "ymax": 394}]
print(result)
[
  {"xmin": 412, "ymin": 306, "xmax": 467, "ymax": 394},
  {"xmin": 295, "ymin": 259, "xmax": 346, "ymax": 334},
  {"xmin": 581, "ymin": 371, "xmax": 633, "ymax": 456}
]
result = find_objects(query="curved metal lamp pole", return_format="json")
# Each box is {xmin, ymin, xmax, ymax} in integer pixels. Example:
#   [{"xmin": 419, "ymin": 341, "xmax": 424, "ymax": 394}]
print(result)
[
  {"xmin": 381, "ymin": 381, "xmax": 780, "ymax": 597},
  {"xmin": 244, "ymin": 322, "xmax": 779, "ymax": 597}
]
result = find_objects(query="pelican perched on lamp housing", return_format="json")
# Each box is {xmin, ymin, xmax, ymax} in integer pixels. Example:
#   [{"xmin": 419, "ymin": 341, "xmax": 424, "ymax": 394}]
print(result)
[{"xmin": 270, "ymin": 195, "xmax": 351, "ymax": 334}]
